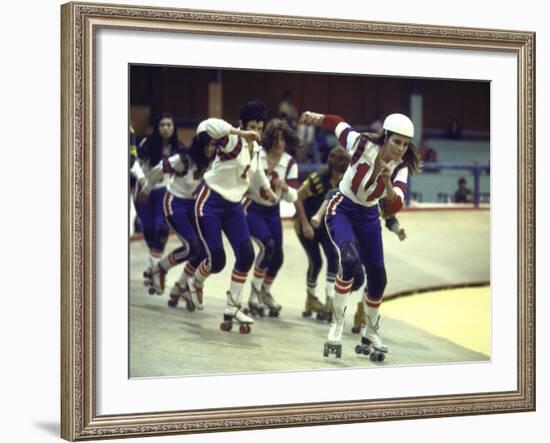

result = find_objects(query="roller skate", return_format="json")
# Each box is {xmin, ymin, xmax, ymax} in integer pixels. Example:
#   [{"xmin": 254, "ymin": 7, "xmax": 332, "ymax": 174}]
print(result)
[
  {"xmin": 243, "ymin": 285, "xmax": 265, "ymax": 317},
  {"xmin": 147, "ymin": 264, "xmax": 166, "ymax": 296},
  {"xmin": 302, "ymin": 293, "xmax": 327, "ymax": 320},
  {"xmin": 354, "ymin": 315, "xmax": 388, "ymax": 362},
  {"xmin": 323, "ymin": 306, "xmax": 346, "ymax": 358},
  {"xmin": 351, "ymin": 301, "xmax": 365, "ymax": 334},
  {"xmin": 260, "ymin": 290, "xmax": 282, "ymax": 318},
  {"xmin": 321, "ymin": 296, "xmax": 334, "ymax": 323},
  {"xmin": 220, "ymin": 291, "xmax": 254, "ymax": 334},
  {"xmin": 167, "ymin": 282, "xmax": 188, "ymax": 308},
  {"xmin": 186, "ymin": 277, "xmax": 204, "ymax": 311}
]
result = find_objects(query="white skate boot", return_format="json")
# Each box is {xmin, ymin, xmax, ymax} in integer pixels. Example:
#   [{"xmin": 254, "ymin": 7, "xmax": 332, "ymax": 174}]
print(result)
[
  {"xmin": 260, "ymin": 290, "xmax": 282, "ymax": 318},
  {"xmin": 244, "ymin": 284, "xmax": 265, "ymax": 317},
  {"xmin": 323, "ymin": 306, "xmax": 346, "ymax": 358},
  {"xmin": 148, "ymin": 263, "xmax": 166, "ymax": 295},
  {"xmin": 355, "ymin": 315, "xmax": 388, "ymax": 362},
  {"xmin": 186, "ymin": 277, "xmax": 204, "ymax": 310},
  {"xmin": 167, "ymin": 282, "xmax": 188, "ymax": 308},
  {"xmin": 220, "ymin": 291, "xmax": 254, "ymax": 334}
]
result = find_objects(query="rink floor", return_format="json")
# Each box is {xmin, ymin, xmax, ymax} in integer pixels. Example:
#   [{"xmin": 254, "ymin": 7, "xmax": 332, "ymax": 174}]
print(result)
[{"xmin": 129, "ymin": 209, "xmax": 490, "ymax": 378}]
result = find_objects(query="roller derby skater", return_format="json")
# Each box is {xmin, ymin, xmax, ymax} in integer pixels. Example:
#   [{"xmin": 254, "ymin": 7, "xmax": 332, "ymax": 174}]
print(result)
[
  {"xmin": 191, "ymin": 103, "xmax": 277, "ymax": 331},
  {"xmin": 243, "ymin": 118, "xmax": 300, "ymax": 319},
  {"xmin": 139, "ymin": 119, "xmax": 216, "ymax": 303},
  {"xmin": 294, "ymin": 146, "xmax": 350, "ymax": 322},
  {"xmin": 300, "ymin": 109, "xmax": 420, "ymax": 360},
  {"xmin": 131, "ymin": 113, "xmax": 180, "ymax": 294}
]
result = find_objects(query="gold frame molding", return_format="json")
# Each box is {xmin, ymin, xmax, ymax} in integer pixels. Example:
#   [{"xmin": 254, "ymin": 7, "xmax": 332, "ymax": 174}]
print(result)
[{"xmin": 61, "ymin": 1, "xmax": 536, "ymax": 441}]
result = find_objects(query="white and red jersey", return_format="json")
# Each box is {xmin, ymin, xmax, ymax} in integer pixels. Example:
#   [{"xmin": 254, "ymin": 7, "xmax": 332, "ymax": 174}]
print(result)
[
  {"xmin": 202, "ymin": 118, "xmax": 270, "ymax": 203},
  {"xmin": 161, "ymin": 152, "xmax": 203, "ymax": 199},
  {"xmin": 131, "ymin": 137, "xmax": 173, "ymax": 189},
  {"xmin": 246, "ymin": 150, "xmax": 299, "ymax": 206},
  {"xmin": 322, "ymin": 115, "xmax": 408, "ymax": 214}
]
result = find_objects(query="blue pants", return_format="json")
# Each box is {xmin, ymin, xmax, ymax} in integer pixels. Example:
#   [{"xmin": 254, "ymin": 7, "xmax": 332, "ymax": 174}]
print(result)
[
  {"xmin": 134, "ymin": 186, "xmax": 168, "ymax": 253},
  {"xmin": 325, "ymin": 192, "xmax": 386, "ymax": 298},
  {"xmin": 163, "ymin": 193, "xmax": 204, "ymax": 268},
  {"xmin": 195, "ymin": 186, "xmax": 254, "ymax": 274},
  {"xmin": 246, "ymin": 202, "xmax": 284, "ymax": 279}
]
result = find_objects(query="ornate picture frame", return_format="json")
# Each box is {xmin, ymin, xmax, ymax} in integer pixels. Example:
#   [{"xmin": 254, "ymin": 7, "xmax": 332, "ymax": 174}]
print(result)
[{"xmin": 61, "ymin": 1, "xmax": 535, "ymax": 440}]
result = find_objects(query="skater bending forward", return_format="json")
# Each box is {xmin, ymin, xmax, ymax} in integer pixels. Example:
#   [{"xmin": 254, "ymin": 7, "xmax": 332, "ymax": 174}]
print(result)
[
  {"xmin": 191, "ymin": 103, "xmax": 277, "ymax": 333},
  {"xmin": 300, "ymin": 110, "xmax": 420, "ymax": 359}
]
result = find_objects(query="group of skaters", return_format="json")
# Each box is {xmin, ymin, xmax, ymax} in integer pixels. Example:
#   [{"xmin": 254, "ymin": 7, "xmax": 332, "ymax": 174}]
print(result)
[{"xmin": 131, "ymin": 100, "xmax": 419, "ymax": 360}]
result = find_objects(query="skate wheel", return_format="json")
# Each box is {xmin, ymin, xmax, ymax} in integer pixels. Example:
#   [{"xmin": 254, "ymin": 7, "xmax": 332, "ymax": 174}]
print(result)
[
  {"xmin": 220, "ymin": 321, "xmax": 232, "ymax": 332},
  {"xmin": 323, "ymin": 343, "xmax": 329, "ymax": 357},
  {"xmin": 243, "ymin": 308, "xmax": 250, "ymax": 315},
  {"xmin": 148, "ymin": 287, "xmax": 156, "ymax": 295},
  {"xmin": 302, "ymin": 310, "xmax": 312, "ymax": 318},
  {"xmin": 377, "ymin": 353, "xmax": 385, "ymax": 362},
  {"xmin": 369, "ymin": 352, "xmax": 377, "ymax": 362},
  {"xmin": 143, "ymin": 271, "xmax": 151, "ymax": 278},
  {"xmin": 167, "ymin": 298, "xmax": 178, "ymax": 308},
  {"xmin": 354, "ymin": 345, "xmax": 363, "ymax": 355},
  {"xmin": 335, "ymin": 346, "xmax": 342, "ymax": 358},
  {"xmin": 269, "ymin": 310, "xmax": 279, "ymax": 318},
  {"xmin": 239, "ymin": 324, "xmax": 251, "ymax": 334},
  {"xmin": 351, "ymin": 326, "xmax": 360, "ymax": 334},
  {"xmin": 258, "ymin": 309, "xmax": 265, "ymax": 318}
]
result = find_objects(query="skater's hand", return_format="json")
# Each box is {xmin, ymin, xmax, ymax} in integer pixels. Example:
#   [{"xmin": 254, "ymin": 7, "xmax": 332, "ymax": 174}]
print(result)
[
  {"xmin": 135, "ymin": 190, "xmax": 149, "ymax": 205},
  {"xmin": 310, "ymin": 214, "xmax": 323, "ymax": 229},
  {"xmin": 398, "ymin": 229, "xmax": 407, "ymax": 241},
  {"xmin": 272, "ymin": 178, "xmax": 289, "ymax": 193},
  {"xmin": 239, "ymin": 130, "xmax": 260, "ymax": 145},
  {"xmin": 299, "ymin": 111, "xmax": 325, "ymax": 126},
  {"xmin": 378, "ymin": 160, "xmax": 391, "ymax": 182},
  {"xmin": 265, "ymin": 188, "xmax": 278, "ymax": 204},
  {"xmin": 302, "ymin": 221, "xmax": 315, "ymax": 239}
]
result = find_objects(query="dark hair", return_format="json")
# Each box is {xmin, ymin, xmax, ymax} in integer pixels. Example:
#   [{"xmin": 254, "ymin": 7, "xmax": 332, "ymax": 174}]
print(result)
[
  {"xmin": 327, "ymin": 145, "xmax": 350, "ymax": 176},
  {"xmin": 239, "ymin": 101, "xmax": 268, "ymax": 129},
  {"xmin": 362, "ymin": 130, "xmax": 421, "ymax": 175},
  {"xmin": 188, "ymin": 131, "xmax": 214, "ymax": 173},
  {"xmin": 139, "ymin": 112, "xmax": 179, "ymax": 165},
  {"xmin": 261, "ymin": 118, "xmax": 300, "ymax": 151}
]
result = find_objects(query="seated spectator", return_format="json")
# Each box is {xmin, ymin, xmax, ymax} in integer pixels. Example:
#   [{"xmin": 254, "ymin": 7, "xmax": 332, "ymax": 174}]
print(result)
[
  {"xmin": 446, "ymin": 119, "xmax": 463, "ymax": 139},
  {"xmin": 418, "ymin": 139, "xmax": 437, "ymax": 162},
  {"xmin": 454, "ymin": 177, "xmax": 473, "ymax": 203}
]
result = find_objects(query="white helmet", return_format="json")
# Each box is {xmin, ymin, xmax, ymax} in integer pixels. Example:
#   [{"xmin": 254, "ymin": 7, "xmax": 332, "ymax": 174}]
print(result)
[{"xmin": 383, "ymin": 113, "xmax": 414, "ymax": 138}]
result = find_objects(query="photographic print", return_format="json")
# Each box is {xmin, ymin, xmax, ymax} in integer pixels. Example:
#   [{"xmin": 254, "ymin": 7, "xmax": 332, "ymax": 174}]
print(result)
[
  {"xmin": 129, "ymin": 66, "xmax": 491, "ymax": 378},
  {"xmin": 61, "ymin": 2, "xmax": 534, "ymax": 440}
]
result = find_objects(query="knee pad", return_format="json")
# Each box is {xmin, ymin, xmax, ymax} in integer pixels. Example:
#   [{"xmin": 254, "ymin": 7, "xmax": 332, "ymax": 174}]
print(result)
[
  {"xmin": 365, "ymin": 263, "xmax": 387, "ymax": 298},
  {"xmin": 262, "ymin": 236, "xmax": 276, "ymax": 262},
  {"xmin": 157, "ymin": 223, "xmax": 169, "ymax": 244},
  {"xmin": 209, "ymin": 248, "xmax": 226, "ymax": 274},
  {"xmin": 351, "ymin": 264, "xmax": 365, "ymax": 292},
  {"xmin": 340, "ymin": 241, "xmax": 361, "ymax": 280},
  {"xmin": 187, "ymin": 237, "xmax": 202, "ymax": 261},
  {"xmin": 235, "ymin": 239, "xmax": 255, "ymax": 272},
  {"xmin": 268, "ymin": 248, "xmax": 284, "ymax": 275}
]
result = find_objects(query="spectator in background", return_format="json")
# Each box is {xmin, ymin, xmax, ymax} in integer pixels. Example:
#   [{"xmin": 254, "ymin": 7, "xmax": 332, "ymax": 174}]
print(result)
[
  {"xmin": 446, "ymin": 119, "xmax": 463, "ymax": 139},
  {"xmin": 278, "ymin": 91, "xmax": 298, "ymax": 128},
  {"xmin": 454, "ymin": 177, "xmax": 473, "ymax": 203},
  {"xmin": 418, "ymin": 139, "xmax": 437, "ymax": 162}
]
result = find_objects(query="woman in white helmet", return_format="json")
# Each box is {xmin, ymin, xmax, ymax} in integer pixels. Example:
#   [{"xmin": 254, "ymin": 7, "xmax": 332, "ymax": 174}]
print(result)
[{"xmin": 299, "ymin": 110, "xmax": 421, "ymax": 360}]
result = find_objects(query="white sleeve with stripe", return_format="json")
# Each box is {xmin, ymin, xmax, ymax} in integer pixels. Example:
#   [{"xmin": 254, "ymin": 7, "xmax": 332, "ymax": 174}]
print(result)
[
  {"xmin": 392, "ymin": 167, "xmax": 409, "ymax": 201},
  {"xmin": 282, "ymin": 161, "xmax": 298, "ymax": 203},
  {"xmin": 335, "ymin": 122, "xmax": 362, "ymax": 153}
]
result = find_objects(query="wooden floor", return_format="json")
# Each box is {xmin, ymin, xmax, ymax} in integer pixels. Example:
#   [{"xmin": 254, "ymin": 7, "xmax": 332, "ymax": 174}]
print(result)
[{"xmin": 129, "ymin": 210, "xmax": 490, "ymax": 378}]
